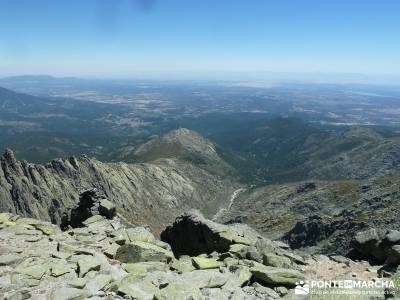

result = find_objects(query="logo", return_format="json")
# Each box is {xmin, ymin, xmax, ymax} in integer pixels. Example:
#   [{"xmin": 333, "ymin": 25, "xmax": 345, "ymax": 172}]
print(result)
[
  {"xmin": 294, "ymin": 279, "xmax": 397, "ymax": 296},
  {"xmin": 295, "ymin": 281, "xmax": 310, "ymax": 295}
]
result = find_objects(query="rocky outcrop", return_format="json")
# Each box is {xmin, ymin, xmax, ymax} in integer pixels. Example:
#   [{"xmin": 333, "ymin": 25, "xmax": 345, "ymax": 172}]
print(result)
[
  {"xmin": 161, "ymin": 210, "xmax": 261, "ymax": 256},
  {"xmin": 0, "ymin": 147, "xmax": 237, "ymax": 233},
  {"xmin": 1, "ymin": 208, "xmax": 386, "ymax": 299},
  {"xmin": 350, "ymin": 228, "xmax": 400, "ymax": 265},
  {"xmin": 283, "ymin": 215, "xmax": 365, "ymax": 251},
  {"xmin": 60, "ymin": 188, "xmax": 116, "ymax": 230}
]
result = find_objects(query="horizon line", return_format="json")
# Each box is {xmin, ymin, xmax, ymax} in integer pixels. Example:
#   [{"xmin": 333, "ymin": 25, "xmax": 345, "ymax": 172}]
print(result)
[{"xmin": 1, "ymin": 72, "xmax": 400, "ymax": 87}]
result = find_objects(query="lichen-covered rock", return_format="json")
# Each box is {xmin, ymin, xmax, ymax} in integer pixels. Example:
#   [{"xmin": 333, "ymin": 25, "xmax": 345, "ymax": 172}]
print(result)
[
  {"xmin": 50, "ymin": 287, "xmax": 88, "ymax": 300},
  {"xmin": 20, "ymin": 265, "xmax": 48, "ymax": 280},
  {"xmin": 85, "ymin": 274, "xmax": 112, "ymax": 295},
  {"xmin": 77, "ymin": 256, "xmax": 101, "ymax": 277},
  {"xmin": 250, "ymin": 263, "xmax": 304, "ymax": 287},
  {"xmin": 178, "ymin": 269, "xmax": 230, "ymax": 289},
  {"xmin": 192, "ymin": 257, "xmax": 223, "ymax": 269},
  {"xmin": 3, "ymin": 289, "xmax": 31, "ymax": 300},
  {"xmin": 262, "ymin": 253, "xmax": 292, "ymax": 268},
  {"xmin": 170, "ymin": 257, "xmax": 195, "ymax": 273},
  {"xmin": 125, "ymin": 226, "xmax": 155, "ymax": 243},
  {"xmin": 67, "ymin": 277, "xmax": 87, "ymax": 289},
  {"xmin": 229, "ymin": 243, "xmax": 249, "ymax": 258},
  {"xmin": 225, "ymin": 265, "xmax": 252, "ymax": 287},
  {"xmin": 51, "ymin": 262, "xmax": 74, "ymax": 277},
  {"xmin": 0, "ymin": 254, "xmax": 21, "ymax": 266},
  {"xmin": 154, "ymin": 282, "xmax": 202, "ymax": 300},
  {"xmin": 32, "ymin": 223, "xmax": 60, "ymax": 236},
  {"xmin": 115, "ymin": 241, "xmax": 174, "ymax": 263},
  {"xmin": 102, "ymin": 242, "xmax": 120, "ymax": 259},
  {"xmin": 247, "ymin": 282, "xmax": 280, "ymax": 299},
  {"xmin": 82, "ymin": 215, "xmax": 104, "ymax": 226},
  {"xmin": 122, "ymin": 262, "xmax": 168, "ymax": 274},
  {"xmin": 98, "ymin": 199, "xmax": 116, "ymax": 219}
]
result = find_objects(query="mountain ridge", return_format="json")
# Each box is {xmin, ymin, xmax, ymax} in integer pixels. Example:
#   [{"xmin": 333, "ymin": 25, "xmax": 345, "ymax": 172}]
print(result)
[{"xmin": 0, "ymin": 129, "xmax": 239, "ymax": 234}]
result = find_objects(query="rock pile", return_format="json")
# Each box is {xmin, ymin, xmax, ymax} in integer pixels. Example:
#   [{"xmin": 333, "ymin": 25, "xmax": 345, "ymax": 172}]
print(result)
[
  {"xmin": 0, "ymin": 201, "xmax": 390, "ymax": 299},
  {"xmin": 60, "ymin": 188, "xmax": 117, "ymax": 230},
  {"xmin": 351, "ymin": 228, "xmax": 400, "ymax": 271}
]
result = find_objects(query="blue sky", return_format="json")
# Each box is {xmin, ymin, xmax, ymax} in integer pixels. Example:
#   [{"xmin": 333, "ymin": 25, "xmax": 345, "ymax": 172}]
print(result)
[{"xmin": 0, "ymin": 0, "xmax": 399, "ymax": 78}]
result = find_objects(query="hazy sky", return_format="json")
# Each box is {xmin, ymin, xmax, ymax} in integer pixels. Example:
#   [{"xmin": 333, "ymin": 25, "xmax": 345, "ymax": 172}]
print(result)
[{"xmin": 0, "ymin": 0, "xmax": 399, "ymax": 78}]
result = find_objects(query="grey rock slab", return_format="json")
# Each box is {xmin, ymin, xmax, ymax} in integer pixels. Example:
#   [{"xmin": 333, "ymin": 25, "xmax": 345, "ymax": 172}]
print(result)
[
  {"xmin": 32, "ymin": 223, "xmax": 60, "ymax": 236},
  {"xmin": 51, "ymin": 263, "xmax": 75, "ymax": 277},
  {"xmin": 385, "ymin": 230, "xmax": 400, "ymax": 244},
  {"xmin": 154, "ymin": 282, "xmax": 202, "ymax": 300},
  {"xmin": 122, "ymin": 261, "xmax": 168, "ymax": 274},
  {"xmin": 20, "ymin": 265, "xmax": 48, "ymax": 280},
  {"xmin": 108, "ymin": 265, "xmax": 128, "ymax": 281},
  {"xmin": 170, "ymin": 257, "xmax": 195, "ymax": 273},
  {"xmin": 262, "ymin": 253, "xmax": 292, "ymax": 268},
  {"xmin": 23, "ymin": 236, "xmax": 42, "ymax": 243},
  {"xmin": 125, "ymin": 227, "xmax": 155, "ymax": 243},
  {"xmin": 82, "ymin": 215, "xmax": 104, "ymax": 226},
  {"xmin": 67, "ymin": 277, "xmax": 87, "ymax": 289},
  {"xmin": 0, "ymin": 254, "xmax": 22, "ymax": 266},
  {"xmin": 102, "ymin": 243, "xmax": 120, "ymax": 259},
  {"xmin": 355, "ymin": 229, "xmax": 380, "ymax": 244},
  {"xmin": 250, "ymin": 263, "xmax": 304, "ymax": 287},
  {"xmin": 77, "ymin": 256, "xmax": 101, "ymax": 277},
  {"xmin": 85, "ymin": 274, "xmax": 112, "ymax": 295},
  {"xmin": 275, "ymin": 286, "xmax": 288, "ymax": 296},
  {"xmin": 202, "ymin": 287, "xmax": 233, "ymax": 300},
  {"xmin": 3, "ymin": 289, "xmax": 31, "ymax": 300},
  {"xmin": 252, "ymin": 282, "xmax": 280, "ymax": 298},
  {"xmin": 119, "ymin": 280, "xmax": 158, "ymax": 300},
  {"xmin": 98, "ymin": 199, "xmax": 116, "ymax": 219},
  {"xmin": 330, "ymin": 255, "xmax": 352, "ymax": 265},
  {"xmin": 225, "ymin": 265, "xmax": 252, "ymax": 287},
  {"xmin": 50, "ymin": 287, "xmax": 88, "ymax": 300},
  {"xmin": 192, "ymin": 257, "xmax": 223, "ymax": 269},
  {"xmin": 178, "ymin": 269, "xmax": 230, "ymax": 289}
]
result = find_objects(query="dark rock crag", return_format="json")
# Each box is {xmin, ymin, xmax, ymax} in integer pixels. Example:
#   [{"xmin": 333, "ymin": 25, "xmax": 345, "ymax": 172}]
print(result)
[{"xmin": 60, "ymin": 188, "xmax": 116, "ymax": 230}]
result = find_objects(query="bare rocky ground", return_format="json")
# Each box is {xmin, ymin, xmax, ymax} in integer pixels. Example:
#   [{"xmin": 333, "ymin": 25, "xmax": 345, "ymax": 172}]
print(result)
[{"xmin": 1, "ymin": 190, "xmax": 398, "ymax": 300}]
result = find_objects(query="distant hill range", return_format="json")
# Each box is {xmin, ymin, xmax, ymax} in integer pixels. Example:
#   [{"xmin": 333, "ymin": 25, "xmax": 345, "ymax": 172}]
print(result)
[
  {"xmin": 197, "ymin": 117, "xmax": 400, "ymax": 183},
  {"xmin": 0, "ymin": 86, "xmax": 54, "ymax": 112}
]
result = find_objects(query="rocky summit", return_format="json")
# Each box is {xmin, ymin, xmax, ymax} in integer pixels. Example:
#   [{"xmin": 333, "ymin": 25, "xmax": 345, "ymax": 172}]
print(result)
[{"xmin": 1, "ymin": 191, "xmax": 398, "ymax": 300}]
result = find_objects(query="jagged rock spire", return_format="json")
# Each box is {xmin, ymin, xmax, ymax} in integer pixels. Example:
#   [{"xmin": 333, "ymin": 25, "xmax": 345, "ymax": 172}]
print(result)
[{"xmin": 2, "ymin": 148, "xmax": 17, "ymax": 164}]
